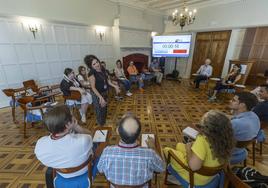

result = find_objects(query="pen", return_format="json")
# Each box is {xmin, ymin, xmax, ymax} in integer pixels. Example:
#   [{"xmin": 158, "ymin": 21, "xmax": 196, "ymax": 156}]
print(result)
[{"xmin": 100, "ymin": 130, "xmax": 105, "ymax": 136}]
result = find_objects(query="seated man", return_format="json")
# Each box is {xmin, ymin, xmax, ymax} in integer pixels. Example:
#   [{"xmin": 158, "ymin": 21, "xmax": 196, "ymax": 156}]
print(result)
[
  {"xmin": 253, "ymin": 84, "xmax": 268, "ymax": 122},
  {"xmin": 127, "ymin": 61, "xmax": 145, "ymax": 92},
  {"xmin": 150, "ymin": 58, "xmax": 163, "ymax": 85},
  {"xmin": 191, "ymin": 58, "xmax": 213, "ymax": 89},
  {"xmin": 35, "ymin": 105, "xmax": 93, "ymax": 188},
  {"xmin": 229, "ymin": 92, "xmax": 260, "ymax": 164},
  {"xmin": 251, "ymin": 78, "xmax": 268, "ymax": 102},
  {"xmin": 97, "ymin": 113, "xmax": 164, "ymax": 187}
]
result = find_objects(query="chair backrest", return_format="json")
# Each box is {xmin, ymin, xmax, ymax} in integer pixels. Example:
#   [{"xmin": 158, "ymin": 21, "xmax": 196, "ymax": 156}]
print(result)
[
  {"xmin": 236, "ymin": 140, "xmax": 254, "ymax": 148},
  {"xmin": 167, "ymin": 150, "xmax": 225, "ymax": 187},
  {"xmin": 17, "ymin": 96, "xmax": 35, "ymax": 111},
  {"xmin": 110, "ymin": 180, "xmax": 151, "ymax": 188},
  {"xmin": 224, "ymin": 165, "xmax": 250, "ymax": 188},
  {"xmin": 23, "ymin": 79, "xmax": 39, "ymax": 92},
  {"xmin": 63, "ymin": 90, "xmax": 81, "ymax": 101},
  {"xmin": 2, "ymin": 89, "xmax": 15, "ymax": 97},
  {"xmin": 261, "ymin": 121, "xmax": 268, "ymax": 129},
  {"xmin": 52, "ymin": 156, "xmax": 93, "ymax": 186}
]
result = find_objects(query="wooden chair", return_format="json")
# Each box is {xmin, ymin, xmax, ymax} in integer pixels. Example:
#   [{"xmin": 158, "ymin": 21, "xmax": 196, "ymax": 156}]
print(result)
[
  {"xmin": 110, "ymin": 180, "xmax": 151, "ymax": 188},
  {"xmin": 2, "ymin": 87, "xmax": 26, "ymax": 123},
  {"xmin": 255, "ymin": 121, "xmax": 267, "ymax": 156},
  {"xmin": 62, "ymin": 90, "xmax": 81, "ymax": 115},
  {"xmin": 164, "ymin": 150, "xmax": 225, "ymax": 188},
  {"xmin": 23, "ymin": 79, "xmax": 50, "ymax": 94},
  {"xmin": 52, "ymin": 156, "xmax": 93, "ymax": 187},
  {"xmin": 236, "ymin": 139, "xmax": 256, "ymax": 166},
  {"xmin": 17, "ymin": 96, "xmax": 50, "ymax": 137},
  {"xmin": 223, "ymin": 165, "xmax": 250, "ymax": 188}
]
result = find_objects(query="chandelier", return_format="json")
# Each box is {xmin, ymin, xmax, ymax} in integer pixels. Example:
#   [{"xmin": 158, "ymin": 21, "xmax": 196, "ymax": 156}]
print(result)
[{"xmin": 171, "ymin": 1, "xmax": 197, "ymax": 30}]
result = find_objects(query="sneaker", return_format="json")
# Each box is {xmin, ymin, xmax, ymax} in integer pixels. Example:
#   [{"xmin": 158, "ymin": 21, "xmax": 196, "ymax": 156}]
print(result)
[
  {"xmin": 115, "ymin": 96, "xmax": 123, "ymax": 101},
  {"xmin": 126, "ymin": 91, "xmax": 133, "ymax": 97},
  {"xmin": 208, "ymin": 96, "xmax": 216, "ymax": 102},
  {"xmin": 81, "ymin": 115, "xmax": 86, "ymax": 123}
]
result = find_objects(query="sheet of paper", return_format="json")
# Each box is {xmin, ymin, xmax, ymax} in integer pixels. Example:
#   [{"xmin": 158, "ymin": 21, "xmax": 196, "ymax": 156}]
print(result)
[
  {"xmin": 141, "ymin": 134, "xmax": 155, "ymax": 147},
  {"xmin": 182, "ymin": 127, "xmax": 199, "ymax": 139},
  {"xmin": 93, "ymin": 130, "xmax": 108, "ymax": 143}
]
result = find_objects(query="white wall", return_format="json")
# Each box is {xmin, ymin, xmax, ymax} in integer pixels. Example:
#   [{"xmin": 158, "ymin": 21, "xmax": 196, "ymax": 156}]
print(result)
[
  {"xmin": 0, "ymin": 1, "xmax": 165, "ymax": 107},
  {"xmin": 165, "ymin": 0, "xmax": 268, "ymax": 33},
  {"xmin": 0, "ymin": 17, "xmax": 115, "ymax": 107},
  {"xmin": 0, "ymin": 0, "xmax": 118, "ymax": 26},
  {"xmin": 164, "ymin": 0, "xmax": 268, "ymax": 78}
]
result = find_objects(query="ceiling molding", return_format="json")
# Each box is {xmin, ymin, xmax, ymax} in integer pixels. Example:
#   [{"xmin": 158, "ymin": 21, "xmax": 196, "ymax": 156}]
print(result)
[{"xmin": 107, "ymin": 0, "xmax": 243, "ymax": 13}]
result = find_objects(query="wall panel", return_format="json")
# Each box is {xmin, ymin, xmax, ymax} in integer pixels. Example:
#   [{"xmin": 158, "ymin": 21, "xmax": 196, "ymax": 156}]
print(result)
[{"xmin": 0, "ymin": 17, "xmax": 115, "ymax": 107}]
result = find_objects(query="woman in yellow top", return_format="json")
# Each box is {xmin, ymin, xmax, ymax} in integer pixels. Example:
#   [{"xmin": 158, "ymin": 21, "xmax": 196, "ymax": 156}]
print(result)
[
  {"xmin": 164, "ymin": 110, "xmax": 235, "ymax": 186},
  {"xmin": 127, "ymin": 61, "xmax": 145, "ymax": 92}
]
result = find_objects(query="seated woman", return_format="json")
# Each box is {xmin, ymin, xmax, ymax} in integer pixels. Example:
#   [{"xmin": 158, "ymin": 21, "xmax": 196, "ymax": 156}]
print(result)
[
  {"xmin": 127, "ymin": 61, "xmax": 145, "ymax": 92},
  {"xmin": 251, "ymin": 77, "xmax": 268, "ymax": 102},
  {"xmin": 100, "ymin": 61, "xmax": 123, "ymax": 101},
  {"xmin": 114, "ymin": 59, "xmax": 132, "ymax": 97},
  {"xmin": 209, "ymin": 64, "xmax": 242, "ymax": 101},
  {"xmin": 60, "ymin": 68, "xmax": 92, "ymax": 123},
  {"xmin": 77, "ymin": 65, "xmax": 91, "ymax": 89},
  {"xmin": 164, "ymin": 110, "xmax": 235, "ymax": 186}
]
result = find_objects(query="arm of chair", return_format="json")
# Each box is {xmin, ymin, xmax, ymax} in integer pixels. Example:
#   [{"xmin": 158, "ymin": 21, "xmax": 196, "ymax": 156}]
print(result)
[
  {"xmin": 93, "ymin": 126, "xmax": 112, "ymax": 158},
  {"xmin": 168, "ymin": 150, "xmax": 192, "ymax": 172}
]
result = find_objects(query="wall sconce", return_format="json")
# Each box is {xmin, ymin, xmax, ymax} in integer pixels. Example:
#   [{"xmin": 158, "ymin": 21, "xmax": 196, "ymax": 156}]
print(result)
[
  {"xmin": 20, "ymin": 17, "xmax": 41, "ymax": 39},
  {"xmin": 95, "ymin": 26, "xmax": 106, "ymax": 41},
  {"xmin": 28, "ymin": 24, "xmax": 38, "ymax": 39},
  {"xmin": 151, "ymin": 32, "xmax": 158, "ymax": 37}
]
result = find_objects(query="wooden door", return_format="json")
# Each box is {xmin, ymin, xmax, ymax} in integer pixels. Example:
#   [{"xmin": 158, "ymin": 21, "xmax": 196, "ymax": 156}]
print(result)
[
  {"xmin": 191, "ymin": 31, "xmax": 231, "ymax": 78},
  {"xmin": 191, "ymin": 32, "xmax": 211, "ymax": 76}
]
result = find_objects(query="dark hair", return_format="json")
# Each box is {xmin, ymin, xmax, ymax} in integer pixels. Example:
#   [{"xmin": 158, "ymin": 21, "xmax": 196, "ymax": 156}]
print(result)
[
  {"xmin": 200, "ymin": 110, "xmax": 235, "ymax": 164},
  {"xmin": 116, "ymin": 60, "xmax": 122, "ymax": 68},
  {"xmin": 78, "ymin": 66, "xmax": 87, "ymax": 81},
  {"xmin": 117, "ymin": 114, "xmax": 141, "ymax": 144},
  {"xmin": 64, "ymin": 68, "xmax": 73, "ymax": 76},
  {"xmin": 236, "ymin": 92, "xmax": 258, "ymax": 110},
  {"xmin": 84, "ymin": 55, "xmax": 100, "ymax": 69},
  {"xmin": 233, "ymin": 64, "xmax": 242, "ymax": 74},
  {"xmin": 43, "ymin": 105, "xmax": 72, "ymax": 134},
  {"xmin": 260, "ymin": 84, "xmax": 268, "ymax": 92}
]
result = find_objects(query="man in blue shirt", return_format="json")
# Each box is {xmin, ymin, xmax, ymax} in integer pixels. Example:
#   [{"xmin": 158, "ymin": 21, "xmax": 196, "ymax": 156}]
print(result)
[
  {"xmin": 253, "ymin": 84, "xmax": 268, "ymax": 122},
  {"xmin": 150, "ymin": 58, "xmax": 163, "ymax": 85},
  {"xmin": 229, "ymin": 92, "xmax": 260, "ymax": 164},
  {"xmin": 191, "ymin": 58, "xmax": 213, "ymax": 88},
  {"xmin": 97, "ymin": 113, "xmax": 164, "ymax": 187}
]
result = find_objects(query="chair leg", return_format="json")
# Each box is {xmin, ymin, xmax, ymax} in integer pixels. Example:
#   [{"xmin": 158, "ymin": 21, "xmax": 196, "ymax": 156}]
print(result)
[
  {"xmin": 164, "ymin": 169, "xmax": 169, "ymax": 185},
  {"xmin": 252, "ymin": 142, "xmax": 255, "ymax": 166},
  {"xmin": 243, "ymin": 159, "xmax": 247, "ymax": 167},
  {"xmin": 23, "ymin": 111, "xmax": 27, "ymax": 138},
  {"xmin": 260, "ymin": 142, "xmax": 263, "ymax": 155}
]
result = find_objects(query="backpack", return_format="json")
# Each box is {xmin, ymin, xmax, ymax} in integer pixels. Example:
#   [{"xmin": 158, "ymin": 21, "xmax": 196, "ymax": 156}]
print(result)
[{"xmin": 233, "ymin": 167, "xmax": 268, "ymax": 188}]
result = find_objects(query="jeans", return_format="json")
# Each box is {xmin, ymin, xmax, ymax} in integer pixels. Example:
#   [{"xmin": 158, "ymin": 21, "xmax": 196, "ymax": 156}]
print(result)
[
  {"xmin": 119, "ymin": 79, "xmax": 131, "ymax": 91},
  {"xmin": 129, "ymin": 75, "xmax": 144, "ymax": 88}
]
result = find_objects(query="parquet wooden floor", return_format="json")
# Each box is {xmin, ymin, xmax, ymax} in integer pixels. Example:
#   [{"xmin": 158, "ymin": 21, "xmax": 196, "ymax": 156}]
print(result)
[{"xmin": 0, "ymin": 80, "xmax": 267, "ymax": 188}]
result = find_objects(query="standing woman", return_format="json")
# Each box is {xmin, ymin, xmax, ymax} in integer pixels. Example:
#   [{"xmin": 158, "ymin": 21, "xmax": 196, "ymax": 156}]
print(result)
[{"xmin": 84, "ymin": 55, "xmax": 120, "ymax": 126}]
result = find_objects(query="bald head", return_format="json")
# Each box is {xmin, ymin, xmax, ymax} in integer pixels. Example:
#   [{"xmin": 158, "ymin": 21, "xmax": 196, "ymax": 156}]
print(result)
[
  {"xmin": 205, "ymin": 58, "xmax": 211, "ymax": 65},
  {"xmin": 118, "ymin": 114, "xmax": 141, "ymax": 144}
]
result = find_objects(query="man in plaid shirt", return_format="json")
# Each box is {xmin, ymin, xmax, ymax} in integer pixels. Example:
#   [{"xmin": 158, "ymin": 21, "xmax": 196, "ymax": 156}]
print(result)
[{"xmin": 97, "ymin": 114, "xmax": 165, "ymax": 187}]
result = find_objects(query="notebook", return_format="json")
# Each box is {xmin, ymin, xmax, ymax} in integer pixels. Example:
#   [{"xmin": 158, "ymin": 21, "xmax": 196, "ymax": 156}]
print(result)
[
  {"xmin": 141, "ymin": 134, "xmax": 155, "ymax": 147},
  {"xmin": 182, "ymin": 127, "xmax": 199, "ymax": 140},
  {"xmin": 93, "ymin": 130, "xmax": 108, "ymax": 142}
]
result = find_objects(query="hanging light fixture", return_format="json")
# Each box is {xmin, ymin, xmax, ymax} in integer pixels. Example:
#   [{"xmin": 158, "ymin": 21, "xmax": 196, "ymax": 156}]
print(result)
[{"xmin": 171, "ymin": 0, "xmax": 197, "ymax": 30}]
